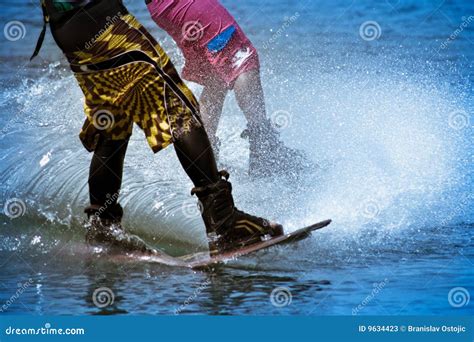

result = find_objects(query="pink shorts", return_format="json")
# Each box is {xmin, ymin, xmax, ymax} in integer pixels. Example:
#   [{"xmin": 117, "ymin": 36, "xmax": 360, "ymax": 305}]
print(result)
[{"xmin": 147, "ymin": 0, "xmax": 260, "ymax": 89}]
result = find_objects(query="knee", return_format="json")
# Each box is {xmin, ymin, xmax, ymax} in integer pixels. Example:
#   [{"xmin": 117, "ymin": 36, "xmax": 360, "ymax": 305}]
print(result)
[
  {"xmin": 94, "ymin": 137, "xmax": 129, "ymax": 159},
  {"xmin": 174, "ymin": 124, "xmax": 208, "ymax": 142}
]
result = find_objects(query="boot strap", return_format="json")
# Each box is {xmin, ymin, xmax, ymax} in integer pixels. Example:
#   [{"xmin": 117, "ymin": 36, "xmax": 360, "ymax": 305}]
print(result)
[
  {"xmin": 218, "ymin": 170, "xmax": 229, "ymax": 180},
  {"xmin": 191, "ymin": 170, "xmax": 230, "ymax": 196}
]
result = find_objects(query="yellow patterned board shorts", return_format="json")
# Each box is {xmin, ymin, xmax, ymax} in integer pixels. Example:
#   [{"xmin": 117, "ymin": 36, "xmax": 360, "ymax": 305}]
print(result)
[{"xmin": 67, "ymin": 14, "xmax": 201, "ymax": 153}]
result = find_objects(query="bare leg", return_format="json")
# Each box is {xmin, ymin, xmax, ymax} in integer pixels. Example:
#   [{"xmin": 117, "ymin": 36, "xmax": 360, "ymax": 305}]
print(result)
[
  {"xmin": 233, "ymin": 69, "xmax": 267, "ymax": 126},
  {"xmin": 233, "ymin": 69, "xmax": 309, "ymax": 176},
  {"xmin": 199, "ymin": 82, "xmax": 227, "ymax": 148}
]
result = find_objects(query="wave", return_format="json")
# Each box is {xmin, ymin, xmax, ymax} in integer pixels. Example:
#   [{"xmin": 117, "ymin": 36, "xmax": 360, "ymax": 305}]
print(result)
[{"xmin": 0, "ymin": 56, "xmax": 472, "ymax": 256}]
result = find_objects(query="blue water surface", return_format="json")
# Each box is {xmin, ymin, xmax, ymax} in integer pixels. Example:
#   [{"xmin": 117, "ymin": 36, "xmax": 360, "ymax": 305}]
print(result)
[{"xmin": 0, "ymin": 0, "xmax": 472, "ymax": 315}]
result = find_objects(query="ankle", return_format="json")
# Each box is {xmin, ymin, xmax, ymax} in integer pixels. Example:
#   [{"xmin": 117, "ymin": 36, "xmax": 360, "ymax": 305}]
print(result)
[{"xmin": 84, "ymin": 203, "xmax": 123, "ymax": 222}]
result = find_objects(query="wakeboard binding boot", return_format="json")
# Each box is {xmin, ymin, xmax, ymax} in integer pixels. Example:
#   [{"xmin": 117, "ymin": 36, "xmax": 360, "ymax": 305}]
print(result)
[
  {"xmin": 84, "ymin": 204, "xmax": 156, "ymax": 254},
  {"xmin": 245, "ymin": 119, "xmax": 311, "ymax": 177},
  {"xmin": 191, "ymin": 171, "xmax": 284, "ymax": 256}
]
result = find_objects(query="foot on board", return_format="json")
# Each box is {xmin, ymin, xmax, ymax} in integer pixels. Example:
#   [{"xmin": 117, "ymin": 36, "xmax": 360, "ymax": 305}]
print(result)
[
  {"xmin": 191, "ymin": 171, "xmax": 284, "ymax": 256},
  {"xmin": 84, "ymin": 206, "xmax": 157, "ymax": 255},
  {"xmin": 180, "ymin": 219, "xmax": 332, "ymax": 268}
]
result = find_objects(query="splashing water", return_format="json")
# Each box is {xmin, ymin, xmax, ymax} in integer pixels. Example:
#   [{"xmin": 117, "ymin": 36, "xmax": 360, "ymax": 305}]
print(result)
[
  {"xmin": 0, "ymin": 0, "xmax": 472, "ymax": 316},
  {"xmin": 0, "ymin": 57, "xmax": 471, "ymax": 252}
]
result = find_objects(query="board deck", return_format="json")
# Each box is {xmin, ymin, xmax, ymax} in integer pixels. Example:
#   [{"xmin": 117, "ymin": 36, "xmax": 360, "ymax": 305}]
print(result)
[
  {"xmin": 179, "ymin": 219, "xmax": 332, "ymax": 268},
  {"xmin": 129, "ymin": 219, "xmax": 331, "ymax": 268}
]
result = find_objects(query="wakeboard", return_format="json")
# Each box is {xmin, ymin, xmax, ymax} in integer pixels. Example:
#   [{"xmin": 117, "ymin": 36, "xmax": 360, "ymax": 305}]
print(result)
[{"xmin": 177, "ymin": 219, "xmax": 332, "ymax": 268}]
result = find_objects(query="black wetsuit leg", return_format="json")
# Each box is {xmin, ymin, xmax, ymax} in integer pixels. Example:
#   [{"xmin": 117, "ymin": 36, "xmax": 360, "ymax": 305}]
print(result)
[
  {"xmin": 174, "ymin": 126, "xmax": 220, "ymax": 187},
  {"xmin": 46, "ymin": 0, "xmax": 220, "ymax": 198},
  {"xmin": 88, "ymin": 125, "xmax": 219, "ymax": 214},
  {"xmin": 88, "ymin": 137, "xmax": 128, "ymax": 219}
]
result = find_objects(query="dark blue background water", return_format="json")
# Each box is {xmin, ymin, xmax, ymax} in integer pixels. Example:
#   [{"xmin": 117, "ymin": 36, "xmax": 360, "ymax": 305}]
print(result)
[{"xmin": 0, "ymin": 0, "xmax": 472, "ymax": 315}]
